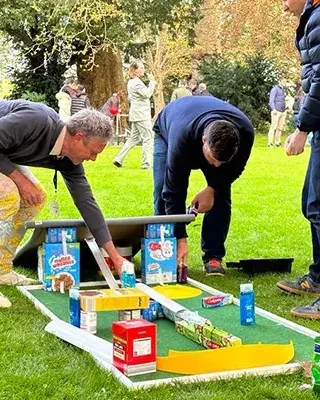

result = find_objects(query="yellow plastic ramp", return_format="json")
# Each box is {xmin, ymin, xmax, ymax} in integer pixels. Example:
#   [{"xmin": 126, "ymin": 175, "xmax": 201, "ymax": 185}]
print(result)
[{"xmin": 156, "ymin": 342, "xmax": 294, "ymax": 375}]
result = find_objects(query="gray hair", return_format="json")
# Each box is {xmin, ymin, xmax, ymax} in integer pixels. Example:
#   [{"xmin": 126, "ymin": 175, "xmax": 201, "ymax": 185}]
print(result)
[
  {"xmin": 199, "ymin": 83, "xmax": 207, "ymax": 91},
  {"xmin": 66, "ymin": 109, "xmax": 113, "ymax": 142}
]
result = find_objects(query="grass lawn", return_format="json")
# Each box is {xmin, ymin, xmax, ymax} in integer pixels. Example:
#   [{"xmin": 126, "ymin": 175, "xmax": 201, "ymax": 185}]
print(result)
[{"xmin": 1, "ymin": 134, "xmax": 319, "ymax": 399}]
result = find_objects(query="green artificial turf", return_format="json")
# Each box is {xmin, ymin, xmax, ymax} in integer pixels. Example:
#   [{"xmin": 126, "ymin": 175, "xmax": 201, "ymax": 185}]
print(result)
[
  {"xmin": 29, "ymin": 283, "xmax": 313, "ymax": 383},
  {"xmin": 1, "ymin": 135, "xmax": 320, "ymax": 399}
]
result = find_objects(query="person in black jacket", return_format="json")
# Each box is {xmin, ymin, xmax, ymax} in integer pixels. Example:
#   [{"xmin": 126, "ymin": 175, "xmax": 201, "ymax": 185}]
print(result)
[
  {"xmin": 153, "ymin": 96, "xmax": 254, "ymax": 275},
  {"xmin": 277, "ymin": 0, "xmax": 320, "ymax": 318}
]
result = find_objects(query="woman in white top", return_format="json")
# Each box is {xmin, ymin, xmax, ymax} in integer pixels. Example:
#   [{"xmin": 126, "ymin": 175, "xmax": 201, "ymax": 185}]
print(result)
[{"xmin": 113, "ymin": 60, "xmax": 156, "ymax": 169}]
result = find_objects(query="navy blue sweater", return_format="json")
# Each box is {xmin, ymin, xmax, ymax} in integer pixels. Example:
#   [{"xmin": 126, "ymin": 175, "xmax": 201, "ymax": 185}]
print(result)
[
  {"xmin": 296, "ymin": 0, "xmax": 320, "ymax": 132},
  {"xmin": 154, "ymin": 96, "xmax": 254, "ymax": 238}
]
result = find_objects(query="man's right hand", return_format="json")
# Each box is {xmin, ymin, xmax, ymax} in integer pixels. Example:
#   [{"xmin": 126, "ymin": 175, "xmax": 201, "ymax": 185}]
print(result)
[
  {"xmin": 9, "ymin": 169, "xmax": 44, "ymax": 206},
  {"xmin": 177, "ymin": 238, "xmax": 188, "ymax": 264}
]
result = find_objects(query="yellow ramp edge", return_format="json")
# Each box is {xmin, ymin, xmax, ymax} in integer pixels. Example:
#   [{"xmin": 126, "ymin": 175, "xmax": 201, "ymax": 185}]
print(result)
[{"xmin": 156, "ymin": 342, "xmax": 294, "ymax": 375}]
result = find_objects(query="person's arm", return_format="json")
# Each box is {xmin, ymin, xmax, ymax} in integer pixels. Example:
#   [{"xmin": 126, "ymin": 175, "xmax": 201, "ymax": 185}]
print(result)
[
  {"xmin": 285, "ymin": 19, "xmax": 320, "ymax": 155},
  {"xmin": 170, "ymin": 90, "xmax": 177, "ymax": 102},
  {"xmin": 133, "ymin": 79, "xmax": 156, "ymax": 99},
  {"xmin": 162, "ymin": 142, "xmax": 192, "ymax": 239},
  {"xmin": 59, "ymin": 164, "xmax": 125, "ymax": 273},
  {"xmin": 269, "ymin": 87, "xmax": 276, "ymax": 111},
  {"xmin": 0, "ymin": 107, "xmax": 48, "ymax": 175}
]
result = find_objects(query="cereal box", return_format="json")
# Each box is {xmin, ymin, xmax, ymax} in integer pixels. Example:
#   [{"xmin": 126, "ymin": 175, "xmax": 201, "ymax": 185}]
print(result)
[
  {"xmin": 144, "ymin": 223, "xmax": 174, "ymax": 239},
  {"xmin": 79, "ymin": 288, "xmax": 149, "ymax": 312},
  {"xmin": 45, "ymin": 227, "xmax": 77, "ymax": 243},
  {"xmin": 141, "ymin": 237, "xmax": 177, "ymax": 284},
  {"xmin": 38, "ymin": 242, "xmax": 80, "ymax": 291}
]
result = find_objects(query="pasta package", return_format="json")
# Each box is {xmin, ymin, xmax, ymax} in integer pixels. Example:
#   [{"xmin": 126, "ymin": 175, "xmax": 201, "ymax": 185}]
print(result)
[{"xmin": 38, "ymin": 242, "xmax": 80, "ymax": 291}]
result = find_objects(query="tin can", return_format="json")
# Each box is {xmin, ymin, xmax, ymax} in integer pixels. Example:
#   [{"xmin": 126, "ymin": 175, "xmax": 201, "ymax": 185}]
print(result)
[
  {"xmin": 177, "ymin": 263, "xmax": 188, "ymax": 284},
  {"xmin": 80, "ymin": 310, "xmax": 97, "ymax": 334}
]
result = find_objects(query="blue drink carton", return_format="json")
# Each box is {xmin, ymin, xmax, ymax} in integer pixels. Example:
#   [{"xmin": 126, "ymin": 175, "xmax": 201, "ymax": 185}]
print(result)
[
  {"xmin": 45, "ymin": 227, "xmax": 77, "ymax": 244},
  {"xmin": 38, "ymin": 242, "xmax": 80, "ymax": 291},
  {"xmin": 141, "ymin": 237, "xmax": 177, "ymax": 284},
  {"xmin": 144, "ymin": 223, "xmax": 174, "ymax": 239}
]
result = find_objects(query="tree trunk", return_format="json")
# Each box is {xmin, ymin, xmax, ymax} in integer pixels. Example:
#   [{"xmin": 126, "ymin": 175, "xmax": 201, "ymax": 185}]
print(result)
[
  {"xmin": 153, "ymin": 77, "xmax": 165, "ymax": 119},
  {"xmin": 77, "ymin": 48, "xmax": 127, "ymax": 111}
]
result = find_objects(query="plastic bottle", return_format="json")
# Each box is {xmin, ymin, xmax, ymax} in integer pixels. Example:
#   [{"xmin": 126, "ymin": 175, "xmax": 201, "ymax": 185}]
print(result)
[
  {"xmin": 69, "ymin": 288, "xmax": 80, "ymax": 327},
  {"xmin": 239, "ymin": 283, "xmax": 255, "ymax": 326},
  {"xmin": 311, "ymin": 337, "xmax": 320, "ymax": 394},
  {"xmin": 121, "ymin": 260, "xmax": 136, "ymax": 288}
]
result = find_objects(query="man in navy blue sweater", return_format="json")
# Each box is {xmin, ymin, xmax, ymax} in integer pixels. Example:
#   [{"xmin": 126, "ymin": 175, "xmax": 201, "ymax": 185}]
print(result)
[{"xmin": 153, "ymin": 96, "xmax": 254, "ymax": 275}]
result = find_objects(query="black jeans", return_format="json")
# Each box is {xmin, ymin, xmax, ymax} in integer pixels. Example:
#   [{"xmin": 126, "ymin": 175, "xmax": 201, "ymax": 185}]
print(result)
[
  {"xmin": 153, "ymin": 134, "xmax": 232, "ymax": 262},
  {"xmin": 302, "ymin": 130, "xmax": 320, "ymax": 282}
]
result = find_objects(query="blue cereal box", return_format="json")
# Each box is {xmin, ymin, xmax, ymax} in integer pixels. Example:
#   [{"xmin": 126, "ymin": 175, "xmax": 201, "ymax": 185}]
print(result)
[
  {"xmin": 144, "ymin": 223, "xmax": 174, "ymax": 239},
  {"xmin": 37, "ymin": 242, "xmax": 80, "ymax": 291},
  {"xmin": 45, "ymin": 227, "xmax": 77, "ymax": 244},
  {"xmin": 141, "ymin": 237, "xmax": 177, "ymax": 284}
]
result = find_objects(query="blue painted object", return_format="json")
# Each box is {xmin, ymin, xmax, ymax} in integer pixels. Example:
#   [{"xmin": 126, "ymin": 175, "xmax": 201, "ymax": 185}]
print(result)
[
  {"xmin": 69, "ymin": 288, "xmax": 80, "ymax": 327},
  {"xmin": 239, "ymin": 283, "xmax": 255, "ymax": 326}
]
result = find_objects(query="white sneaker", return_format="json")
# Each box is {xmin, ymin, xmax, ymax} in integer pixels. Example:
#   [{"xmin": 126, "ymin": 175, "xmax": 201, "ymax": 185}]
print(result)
[
  {"xmin": 0, "ymin": 292, "xmax": 11, "ymax": 307},
  {"xmin": 0, "ymin": 271, "xmax": 37, "ymax": 286}
]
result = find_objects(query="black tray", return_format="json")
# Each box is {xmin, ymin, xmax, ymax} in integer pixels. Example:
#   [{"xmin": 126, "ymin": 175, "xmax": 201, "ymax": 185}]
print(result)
[{"xmin": 226, "ymin": 258, "xmax": 294, "ymax": 275}]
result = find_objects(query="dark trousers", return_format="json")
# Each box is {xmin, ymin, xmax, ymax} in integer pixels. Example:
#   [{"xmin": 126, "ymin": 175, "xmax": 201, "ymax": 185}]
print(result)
[
  {"xmin": 302, "ymin": 130, "xmax": 320, "ymax": 282},
  {"xmin": 153, "ymin": 134, "xmax": 231, "ymax": 262}
]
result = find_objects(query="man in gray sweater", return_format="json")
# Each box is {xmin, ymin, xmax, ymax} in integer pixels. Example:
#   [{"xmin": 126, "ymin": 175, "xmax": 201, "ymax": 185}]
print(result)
[{"xmin": 0, "ymin": 100, "xmax": 127, "ymax": 303}]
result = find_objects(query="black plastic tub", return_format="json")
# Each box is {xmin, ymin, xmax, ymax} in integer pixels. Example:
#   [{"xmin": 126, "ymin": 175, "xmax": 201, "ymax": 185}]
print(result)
[{"xmin": 226, "ymin": 258, "xmax": 294, "ymax": 275}]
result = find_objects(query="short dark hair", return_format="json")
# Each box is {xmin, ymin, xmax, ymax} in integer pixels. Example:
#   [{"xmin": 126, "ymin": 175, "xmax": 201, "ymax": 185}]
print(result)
[{"xmin": 204, "ymin": 120, "xmax": 240, "ymax": 163}]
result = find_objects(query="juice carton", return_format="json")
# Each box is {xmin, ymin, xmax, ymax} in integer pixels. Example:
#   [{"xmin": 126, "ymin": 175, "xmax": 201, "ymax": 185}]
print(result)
[
  {"xmin": 37, "ymin": 242, "xmax": 80, "ymax": 291},
  {"xmin": 144, "ymin": 223, "xmax": 174, "ymax": 239},
  {"xmin": 141, "ymin": 237, "xmax": 177, "ymax": 284},
  {"xmin": 45, "ymin": 227, "xmax": 77, "ymax": 243},
  {"xmin": 112, "ymin": 319, "xmax": 157, "ymax": 376}
]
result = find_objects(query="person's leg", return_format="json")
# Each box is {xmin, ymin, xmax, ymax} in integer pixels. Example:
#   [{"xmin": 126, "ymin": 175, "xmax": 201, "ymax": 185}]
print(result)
[
  {"xmin": 153, "ymin": 134, "xmax": 167, "ymax": 215},
  {"xmin": 201, "ymin": 186, "xmax": 231, "ymax": 275},
  {"xmin": 275, "ymin": 111, "xmax": 286, "ymax": 146},
  {"xmin": 113, "ymin": 122, "xmax": 141, "ymax": 166},
  {"xmin": 0, "ymin": 167, "xmax": 46, "ymax": 285},
  {"xmin": 277, "ymin": 132, "xmax": 320, "ymax": 294},
  {"xmin": 267, "ymin": 111, "xmax": 278, "ymax": 146},
  {"xmin": 137, "ymin": 120, "xmax": 154, "ymax": 169}
]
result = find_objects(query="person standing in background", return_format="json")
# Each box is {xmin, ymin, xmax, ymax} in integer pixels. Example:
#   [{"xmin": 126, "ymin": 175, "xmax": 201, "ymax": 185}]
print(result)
[
  {"xmin": 70, "ymin": 84, "xmax": 90, "ymax": 116},
  {"xmin": 170, "ymin": 79, "xmax": 192, "ymax": 102},
  {"xmin": 113, "ymin": 60, "xmax": 156, "ymax": 169},
  {"xmin": 101, "ymin": 90, "xmax": 124, "ymax": 121},
  {"xmin": 267, "ymin": 79, "xmax": 287, "ymax": 147},
  {"xmin": 193, "ymin": 83, "xmax": 213, "ymax": 97}
]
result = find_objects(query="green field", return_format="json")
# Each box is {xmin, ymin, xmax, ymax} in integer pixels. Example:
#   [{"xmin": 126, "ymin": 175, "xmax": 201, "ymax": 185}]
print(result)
[{"xmin": 1, "ymin": 134, "xmax": 319, "ymax": 399}]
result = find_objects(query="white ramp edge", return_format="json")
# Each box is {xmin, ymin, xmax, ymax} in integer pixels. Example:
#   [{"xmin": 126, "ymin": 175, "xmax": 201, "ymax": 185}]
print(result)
[{"xmin": 45, "ymin": 319, "xmax": 113, "ymax": 363}]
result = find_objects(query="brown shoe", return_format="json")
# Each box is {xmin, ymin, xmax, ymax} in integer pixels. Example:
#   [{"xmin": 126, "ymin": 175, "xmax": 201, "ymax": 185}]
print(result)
[{"xmin": 277, "ymin": 274, "xmax": 320, "ymax": 295}]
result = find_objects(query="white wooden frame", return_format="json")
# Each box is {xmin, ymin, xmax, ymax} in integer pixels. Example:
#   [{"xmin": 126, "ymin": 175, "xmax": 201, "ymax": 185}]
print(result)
[{"xmin": 17, "ymin": 278, "xmax": 319, "ymax": 389}]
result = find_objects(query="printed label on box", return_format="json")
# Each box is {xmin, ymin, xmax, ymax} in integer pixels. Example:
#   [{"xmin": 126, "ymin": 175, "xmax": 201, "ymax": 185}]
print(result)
[
  {"xmin": 38, "ymin": 242, "xmax": 80, "ymax": 291},
  {"xmin": 141, "ymin": 238, "xmax": 177, "ymax": 284},
  {"xmin": 133, "ymin": 338, "xmax": 151, "ymax": 357}
]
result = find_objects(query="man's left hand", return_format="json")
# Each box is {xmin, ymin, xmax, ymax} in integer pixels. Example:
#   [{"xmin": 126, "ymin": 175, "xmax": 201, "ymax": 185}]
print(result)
[
  {"xmin": 285, "ymin": 129, "xmax": 308, "ymax": 156},
  {"xmin": 191, "ymin": 186, "xmax": 214, "ymax": 213}
]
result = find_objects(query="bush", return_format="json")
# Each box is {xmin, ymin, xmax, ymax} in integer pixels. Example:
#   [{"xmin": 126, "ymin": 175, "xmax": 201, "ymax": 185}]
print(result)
[
  {"xmin": 21, "ymin": 90, "xmax": 47, "ymax": 104},
  {"xmin": 199, "ymin": 52, "xmax": 279, "ymax": 128}
]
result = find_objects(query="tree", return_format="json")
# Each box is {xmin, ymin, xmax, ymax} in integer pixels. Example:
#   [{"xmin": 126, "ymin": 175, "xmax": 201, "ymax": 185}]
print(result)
[
  {"xmin": 200, "ymin": 52, "xmax": 279, "ymax": 128},
  {"xmin": 0, "ymin": 0, "xmax": 203, "ymax": 107},
  {"xmin": 195, "ymin": 0, "xmax": 299, "ymax": 79},
  {"xmin": 146, "ymin": 25, "xmax": 192, "ymax": 116}
]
